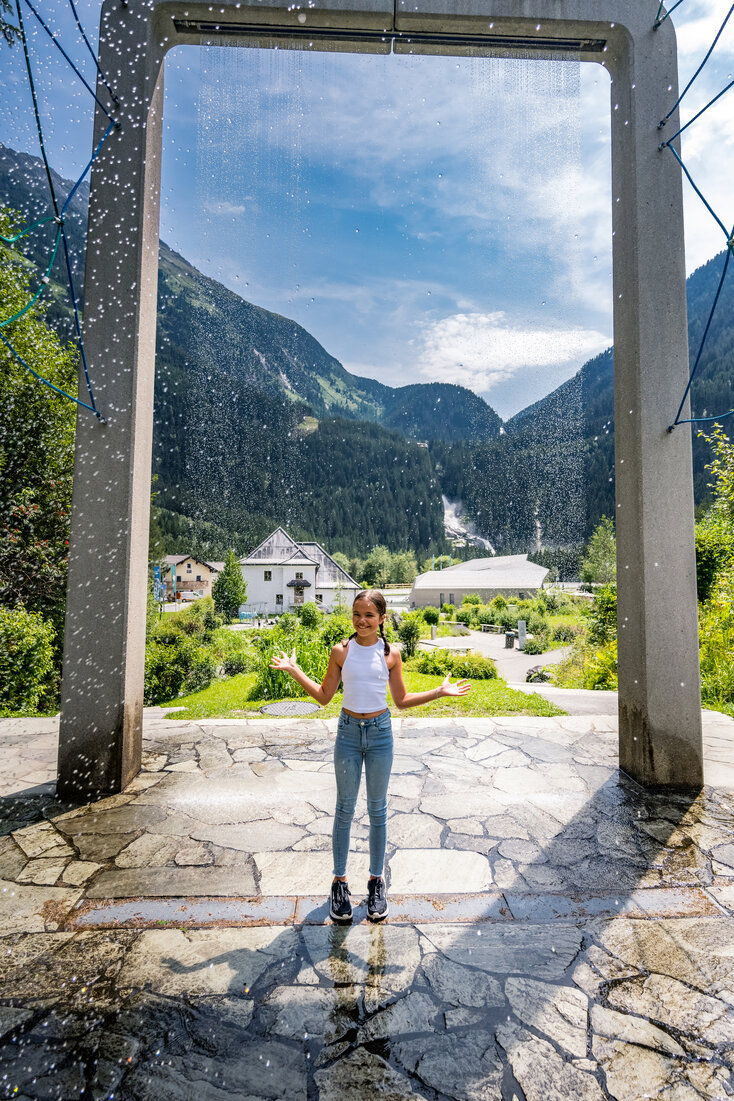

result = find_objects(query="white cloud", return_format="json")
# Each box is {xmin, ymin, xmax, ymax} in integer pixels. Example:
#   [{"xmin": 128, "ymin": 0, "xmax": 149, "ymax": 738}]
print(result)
[
  {"xmin": 201, "ymin": 199, "xmax": 250, "ymax": 216},
  {"xmin": 416, "ymin": 312, "xmax": 610, "ymax": 392}
]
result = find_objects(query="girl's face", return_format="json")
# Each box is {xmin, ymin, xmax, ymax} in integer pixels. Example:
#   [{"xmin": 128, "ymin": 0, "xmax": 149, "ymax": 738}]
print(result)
[{"xmin": 352, "ymin": 598, "xmax": 385, "ymax": 639}]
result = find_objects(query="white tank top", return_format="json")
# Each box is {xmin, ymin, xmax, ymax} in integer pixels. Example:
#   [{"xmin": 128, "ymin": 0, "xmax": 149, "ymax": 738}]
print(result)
[{"xmin": 341, "ymin": 639, "xmax": 389, "ymax": 712}]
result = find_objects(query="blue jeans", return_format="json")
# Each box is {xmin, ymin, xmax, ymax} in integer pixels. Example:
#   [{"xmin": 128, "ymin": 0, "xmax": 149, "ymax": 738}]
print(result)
[{"xmin": 332, "ymin": 709, "xmax": 393, "ymax": 879}]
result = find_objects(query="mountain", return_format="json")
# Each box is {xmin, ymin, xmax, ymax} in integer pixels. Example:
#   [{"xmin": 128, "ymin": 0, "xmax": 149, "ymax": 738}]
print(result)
[{"xmin": 3, "ymin": 139, "xmax": 733, "ymax": 558}]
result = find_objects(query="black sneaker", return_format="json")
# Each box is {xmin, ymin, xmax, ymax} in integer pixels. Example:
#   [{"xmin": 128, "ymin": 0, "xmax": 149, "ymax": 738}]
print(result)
[
  {"xmin": 367, "ymin": 877, "xmax": 388, "ymax": 921},
  {"xmin": 330, "ymin": 879, "xmax": 353, "ymax": 923}
]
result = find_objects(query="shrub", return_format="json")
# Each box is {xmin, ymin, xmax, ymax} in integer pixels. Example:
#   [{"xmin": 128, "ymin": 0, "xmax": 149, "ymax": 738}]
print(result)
[
  {"xmin": 251, "ymin": 625, "xmax": 330, "ymax": 700},
  {"xmin": 700, "ymin": 565, "xmax": 734, "ymax": 706},
  {"xmin": 450, "ymin": 653, "xmax": 498, "ymax": 680},
  {"xmin": 0, "ymin": 606, "xmax": 57, "ymax": 714},
  {"xmin": 299, "ymin": 601, "xmax": 322, "ymax": 629},
  {"xmin": 526, "ymin": 611, "xmax": 548, "ymax": 635},
  {"xmin": 461, "ymin": 592, "xmax": 482, "ymax": 605},
  {"xmin": 422, "ymin": 605, "xmax": 440, "ymax": 626},
  {"xmin": 552, "ymin": 622, "xmax": 578, "ymax": 643},
  {"xmin": 441, "ymin": 603, "xmax": 455, "ymax": 617},
  {"xmin": 398, "ymin": 615, "xmax": 421, "ymax": 658},
  {"xmin": 416, "ymin": 649, "xmax": 455, "ymax": 676},
  {"xmin": 589, "ymin": 585, "xmax": 617, "ymax": 646},
  {"xmin": 583, "ymin": 640, "xmax": 618, "ymax": 690},
  {"xmin": 144, "ymin": 635, "xmax": 218, "ymax": 704},
  {"xmin": 416, "ymin": 648, "xmax": 497, "ymax": 680},
  {"xmin": 176, "ymin": 598, "xmax": 222, "ymax": 642},
  {"xmin": 321, "ymin": 614, "xmax": 353, "ymax": 648},
  {"xmin": 490, "ymin": 595, "xmax": 507, "ymax": 612},
  {"xmin": 522, "ymin": 638, "xmax": 546, "ymax": 655}
]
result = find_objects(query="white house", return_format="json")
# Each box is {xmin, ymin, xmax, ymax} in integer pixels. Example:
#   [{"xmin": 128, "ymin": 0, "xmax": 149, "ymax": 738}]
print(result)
[
  {"xmin": 240, "ymin": 528, "xmax": 360, "ymax": 615},
  {"xmin": 410, "ymin": 554, "xmax": 549, "ymax": 608}
]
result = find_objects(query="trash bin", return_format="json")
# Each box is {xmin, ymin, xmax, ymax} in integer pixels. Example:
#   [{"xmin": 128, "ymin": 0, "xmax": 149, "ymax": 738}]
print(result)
[{"xmin": 504, "ymin": 631, "xmax": 515, "ymax": 649}]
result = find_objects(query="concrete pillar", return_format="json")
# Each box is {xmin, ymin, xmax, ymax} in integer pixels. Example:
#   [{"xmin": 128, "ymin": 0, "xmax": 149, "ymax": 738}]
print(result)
[
  {"xmin": 58, "ymin": 3, "xmax": 165, "ymax": 799},
  {"xmin": 607, "ymin": 18, "xmax": 703, "ymax": 790}
]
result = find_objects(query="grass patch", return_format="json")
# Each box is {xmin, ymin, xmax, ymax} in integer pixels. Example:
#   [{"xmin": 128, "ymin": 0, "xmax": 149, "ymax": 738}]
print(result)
[{"xmin": 162, "ymin": 669, "xmax": 566, "ymax": 720}]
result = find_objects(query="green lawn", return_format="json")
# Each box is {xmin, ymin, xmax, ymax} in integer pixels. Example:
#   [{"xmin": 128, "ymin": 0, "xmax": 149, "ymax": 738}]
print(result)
[{"xmin": 161, "ymin": 669, "xmax": 566, "ymax": 720}]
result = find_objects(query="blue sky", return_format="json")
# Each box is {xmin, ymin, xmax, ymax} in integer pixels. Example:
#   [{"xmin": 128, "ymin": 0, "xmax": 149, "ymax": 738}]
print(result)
[{"xmin": 2, "ymin": 1, "xmax": 733, "ymax": 418}]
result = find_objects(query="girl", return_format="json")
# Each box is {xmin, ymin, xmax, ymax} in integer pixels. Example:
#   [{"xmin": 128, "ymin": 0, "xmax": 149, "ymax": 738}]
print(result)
[{"xmin": 270, "ymin": 589, "xmax": 470, "ymax": 923}]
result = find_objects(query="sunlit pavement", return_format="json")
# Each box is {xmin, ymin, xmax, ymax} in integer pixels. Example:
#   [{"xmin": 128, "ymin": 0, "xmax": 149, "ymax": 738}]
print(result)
[{"xmin": 2, "ymin": 710, "xmax": 734, "ymax": 1099}]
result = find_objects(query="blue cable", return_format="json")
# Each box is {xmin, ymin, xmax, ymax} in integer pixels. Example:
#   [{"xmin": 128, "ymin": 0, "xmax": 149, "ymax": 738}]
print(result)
[
  {"xmin": 61, "ymin": 118, "xmax": 116, "ymax": 217},
  {"xmin": 0, "ymin": 329, "xmax": 101, "ymax": 417},
  {"xmin": 663, "ymin": 78, "xmax": 734, "ymax": 146},
  {"xmin": 660, "ymin": 2, "xmax": 734, "ymax": 126},
  {"xmin": 0, "ymin": 225, "xmax": 62, "ymax": 327},
  {"xmin": 655, "ymin": 0, "xmax": 686, "ymax": 29},
  {"xmin": 670, "ymin": 243, "xmax": 733, "ymax": 429},
  {"xmin": 21, "ymin": 0, "xmax": 117, "ymax": 124},
  {"xmin": 9, "ymin": 0, "xmax": 103, "ymax": 419},
  {"xmin": 664, "ymin": 143, "xmax": 731, "ymax": 241}
]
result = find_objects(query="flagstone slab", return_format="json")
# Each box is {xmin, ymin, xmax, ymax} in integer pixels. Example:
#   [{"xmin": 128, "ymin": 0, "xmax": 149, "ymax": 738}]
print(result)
[
  {"xmin": 387, "ymin": 813, "xmax": 444, "ymax": 848},
  {"xmin": 590, "ymin": 1004, "xmax": 685, "ymax": 1058},
  {"xmin": 497, "ymin": 1022, "xmax": 606, "ymax": 1101},
  {"xmin": 255, "ymin": 851, "xmax": 370, "ymax": 895},
  {"xmin": 191, "ymin": 820, "xmax": 305, "ymax": 852},
  {"xmin": 389, "ymin": 849, "xmax": 491, "ymax": 893},
  {"xmin": 117, "ymin": 926, "xmax": 297, "ymax": 997},
  {"xmin": 315, "ymin": 1048, "xmax": 428, "ymax": 1101},
  {"xmin": 421, "ymin": 952, "xmax": 504, "ymax": 1007},
  {"xmin": 395, "ymin": 1031, "xmax": 503, "ymax": 1101},
  {"xmin": 0, "ymin": 879, "xmax": 82, "ymax": 934},
  {"xmin": 86, "ymin": 864, "xmax": 256, "ymax": 898},
  {"xmin": 418, "ymin": 923, "xmax": 583, "ymax": 980},
  {"xmin": 300, "ymin": 924, "xmax": 422, "ymax": 991},
  {"xmin": 505, "ymin": 977, "xmax": 588, "ymax": 1058}
]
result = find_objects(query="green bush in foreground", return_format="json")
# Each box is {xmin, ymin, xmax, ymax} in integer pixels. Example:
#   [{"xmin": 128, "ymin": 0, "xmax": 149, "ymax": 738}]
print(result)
[
  {"xmin": 0, "ymin": 606, "xmax": 57, "ymax": 715},
  {"xmin": 416, "ymin": 648, "xmax": 497, "ymax": 680}
]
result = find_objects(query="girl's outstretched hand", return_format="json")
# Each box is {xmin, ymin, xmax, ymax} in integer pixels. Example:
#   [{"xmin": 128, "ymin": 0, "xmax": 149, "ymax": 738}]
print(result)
[
  {"xmin": 270, "ymin": 647, "xmax": 299, "ymax": 673},
  {"xmin": 440, "ymin": 674, "xmax": 471, "ymax": 696}
]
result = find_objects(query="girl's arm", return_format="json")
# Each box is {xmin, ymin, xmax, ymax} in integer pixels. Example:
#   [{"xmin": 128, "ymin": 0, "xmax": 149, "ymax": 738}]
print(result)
[
  {"xmin": 388, "ymin": 647, "xmax": 470, "ymax": 710},
  {"xmin": 269, "ymin": 644, "xmax": 345, "ymax": 706}
]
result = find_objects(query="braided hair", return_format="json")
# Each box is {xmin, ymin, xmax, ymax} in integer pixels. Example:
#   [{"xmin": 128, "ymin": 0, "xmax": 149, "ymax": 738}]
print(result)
[{"xmin": 348, "ymin": 589, "xmax": 390, "ymax": 655}]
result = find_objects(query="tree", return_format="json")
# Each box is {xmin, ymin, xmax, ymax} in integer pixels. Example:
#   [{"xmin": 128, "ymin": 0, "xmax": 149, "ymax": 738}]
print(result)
[
  {"xmin": 398, "ymin": 615, "xmax": 421, "ymax": 658},
  {"xmin": 362, "ymin": 545, "xmax": 392, "ymax": 588},
  {"xmin": 0, "ymin": 209, "xmax": 77, "ymax": 641},
  {"xmin": 211, "ymin": 549, "xmax": 247, "ymax": 621},
  {"xmin": 331, "ymin": 551, "xmax": 351, "ymax": 575},
  {"xmin": 392, "ymin": 551, "xmax": 418, "ymax": 584},
  {"xmin": 580, "ymin": 516, "xmax": 616, "ymax": 586},
  {"xmin": 299, "ymin": 601, "xmax": 322, "ymax": 629},
  {"xmin": 1, "ymin": 1, "xmax": 19, "ymax": 47}
]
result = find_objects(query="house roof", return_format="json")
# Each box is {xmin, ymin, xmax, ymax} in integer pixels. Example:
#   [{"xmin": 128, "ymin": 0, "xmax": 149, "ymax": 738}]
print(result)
[
  {"xmin": 240, "ymin": 529, "xmax": 359, "ymax": 587},
  {"xmin": 164, "ymin": 554, "xmax": 218, "ymax": 571},
  {"xmin": 412, "ymin": 554, "xmax": 548, "ymax": 592}
]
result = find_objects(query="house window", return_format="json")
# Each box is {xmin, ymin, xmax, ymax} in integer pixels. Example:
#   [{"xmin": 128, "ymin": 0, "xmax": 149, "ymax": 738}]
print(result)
[
  {"xmin": 186, "ymin": 563, "xmax": 192, "ymax": 572},
  {"xmin": 315, "ymin": 593, "xmax": 323, "ymax": 604},
  {"xmin": 196, "ymin": 575, "xmax": 202, "ymax": 582},
  {"xmin": 295, "ymin": 572, "xmax": 303, "ymax": 580},
  {"xmin": 440, "ymin": 593, "xmax": 444, "ymax": 606},
  {"xmin": 264, "ymin": 570, "xmax": 272, "ymax": 581},
  {"xmin": 276, "ymin": 594, "xmax": 283, "ymax": 605},
  {"xmin": 177, "ymin": 575, "xmax": 182, "ymax": 582},
  {"xmin": 449, "ymin": 593, "xmax": 455, "ymax": 605}
]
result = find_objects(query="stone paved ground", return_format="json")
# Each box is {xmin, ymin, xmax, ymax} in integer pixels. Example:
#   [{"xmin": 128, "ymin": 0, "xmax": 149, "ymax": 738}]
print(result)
[{"xmin": 2, "ymin": 709, "xmax": 734, "ymax": 1099}]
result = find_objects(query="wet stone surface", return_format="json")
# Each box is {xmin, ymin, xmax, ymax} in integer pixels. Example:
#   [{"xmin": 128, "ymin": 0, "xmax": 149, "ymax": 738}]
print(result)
[{"xmin": 1, "ymin": 710, "xmax": 734, "ymax": 1098}]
